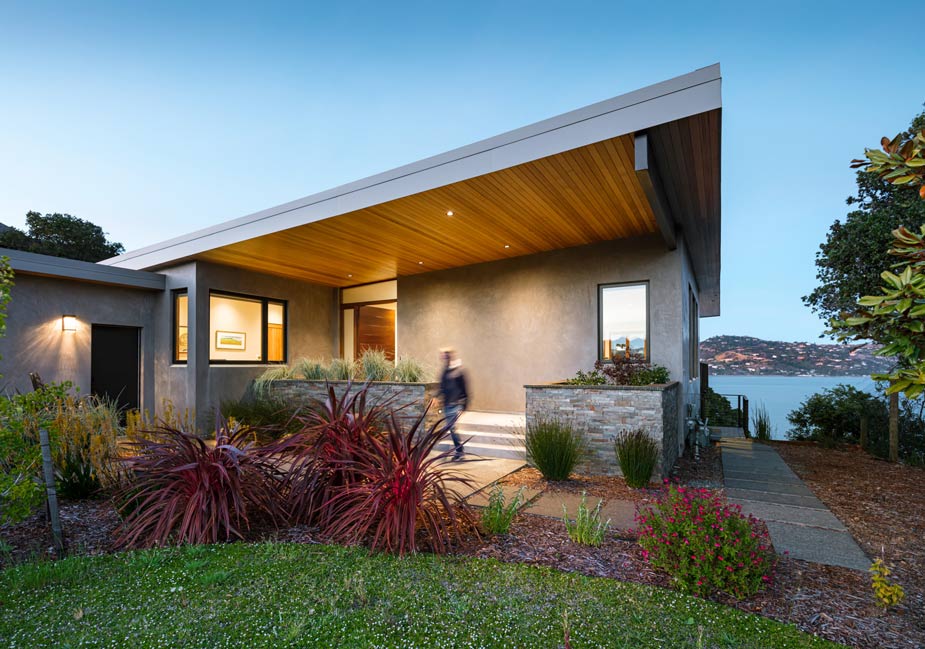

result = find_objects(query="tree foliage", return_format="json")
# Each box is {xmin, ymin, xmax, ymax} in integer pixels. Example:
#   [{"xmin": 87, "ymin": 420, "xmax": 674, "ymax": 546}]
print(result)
[
  {"xmin": 831, "ymin": 225, "xmax": 925, "ymax": 398},
  {"xmin": 852, "ymin": 121, "xmax": 925, "ymax": 200},
  {"xmin": 0, "ymin": 211, "xmax": 124, "ymax": 262},
  {"xmin": 804, "ymin": 111, "xmax": 925, "ymax": 323}
]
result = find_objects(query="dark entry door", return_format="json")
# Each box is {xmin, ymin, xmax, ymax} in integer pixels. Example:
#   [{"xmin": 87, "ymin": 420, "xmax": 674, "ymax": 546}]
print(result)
[{"xmin": 91, "ymin": 325, "xmax": 140, "ymax": 414}]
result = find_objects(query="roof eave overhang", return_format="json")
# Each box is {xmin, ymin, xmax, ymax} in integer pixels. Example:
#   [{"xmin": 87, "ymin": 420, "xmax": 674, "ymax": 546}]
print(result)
[{"xmin": 103, "ymin": 65, "xmax": 722, "ymax": 295}]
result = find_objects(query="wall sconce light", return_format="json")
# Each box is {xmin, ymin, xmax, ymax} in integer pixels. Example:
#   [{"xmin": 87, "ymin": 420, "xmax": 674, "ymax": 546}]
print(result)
[{"xmin": 62, "ymin": 315, "xmax": 78, "ymax": 332}]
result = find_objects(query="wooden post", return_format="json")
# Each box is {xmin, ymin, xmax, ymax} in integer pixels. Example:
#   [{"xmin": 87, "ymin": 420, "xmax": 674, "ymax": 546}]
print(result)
[
  {"xmin": 889, "ymin": 392, "xmax": 899, "ymax": 462},
  {"xmin": 859, "ymin": 415, "xmax": 869, "ymax": 450},
  {"xmin": 38, "ymin": 427, "xmax": 64, "ymax": 555}
]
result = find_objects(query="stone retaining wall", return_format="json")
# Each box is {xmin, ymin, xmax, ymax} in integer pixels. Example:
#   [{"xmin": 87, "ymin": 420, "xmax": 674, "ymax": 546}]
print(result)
[
  {"xmin": 524, "ymin": 381, "xmax": 680, "ymax": 478},
  {"xmin": 267, "ymin": 380, "xmax": 442, "ymax": 430}
]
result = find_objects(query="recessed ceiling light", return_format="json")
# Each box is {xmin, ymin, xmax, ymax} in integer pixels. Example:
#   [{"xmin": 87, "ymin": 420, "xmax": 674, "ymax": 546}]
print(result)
[
  {"xmin": 446, "ymin": 210, "xmax": 454, "ymax": 217},
  {"xmin": 347, "ymin": 274, "xmax": 353, "ymax": 278},
  {"xmin": 504, "ymin": 244, "xmax": 510, "ymax": 249},
  {"xmin": 418, "ymin": 261, "xmax": 424, "ymax": 265}
]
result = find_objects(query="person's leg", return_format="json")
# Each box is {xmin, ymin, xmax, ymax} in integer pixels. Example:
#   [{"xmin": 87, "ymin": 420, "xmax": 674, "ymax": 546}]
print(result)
[{"xmin": 445, "ymin": 404, "xmax": 464, "ymax": 457}]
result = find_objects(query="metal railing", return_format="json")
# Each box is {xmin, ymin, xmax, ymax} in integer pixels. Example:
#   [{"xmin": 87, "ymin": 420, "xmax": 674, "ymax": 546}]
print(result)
[{"xmin": 703, "ymin": 393, "xmax": 749, "ymax": 434}]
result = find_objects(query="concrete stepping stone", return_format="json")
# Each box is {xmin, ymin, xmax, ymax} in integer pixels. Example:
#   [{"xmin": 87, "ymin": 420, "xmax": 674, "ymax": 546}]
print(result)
[
  {"xmin": 726, "ymin": 487, "xmax": 827, "ymax": 510},
  {"xmin": 527, "ymin": 492, "xmax": 638, "ymax": 530},
  {"xmin": 467, "ymin": 484, "xmax": 541, "ymax": 509},
  {"xmin": 724, "ymin": 478, "xmax": 815, "ymax": 497},
  {"xmin": 765, "ymin": 522, "xmax": 869, "ymax": 571},
  {"xmin": 732, "ymin": 499, "xmax": 847, "ymax": 531},
  {"xmin": 720, "ymin": 439, "xmax": 869, "ymax": 571}
]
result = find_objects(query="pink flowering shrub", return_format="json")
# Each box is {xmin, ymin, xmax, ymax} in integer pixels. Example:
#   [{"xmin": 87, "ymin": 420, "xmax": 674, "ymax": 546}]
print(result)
[{"xmin": 635, "ymin": 483, "xmax": 776, "ymax": 598}]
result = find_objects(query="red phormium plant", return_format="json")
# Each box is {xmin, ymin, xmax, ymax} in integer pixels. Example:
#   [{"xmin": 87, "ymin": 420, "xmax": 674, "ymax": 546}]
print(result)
[
  {"xmin": 114, "ymin": 418, "xmax": 285, "ymax": 548},
  {"xmin": 635, "ymin": 482, "xmax": 777, "ymax": 598},
  {"xmin": 322, "ymin": 410, "xmax": 476, "ymax": 555},
  {"xmin": 266, "ymin": 382, "xmax": 392, "ymax": 525}
]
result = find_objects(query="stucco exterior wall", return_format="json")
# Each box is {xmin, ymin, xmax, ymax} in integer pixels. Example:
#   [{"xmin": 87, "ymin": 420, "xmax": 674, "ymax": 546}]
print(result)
[
  {"xmin": 397, "ymin": 235, "xmax": 685, "ymax": 413},
  {"xmin": 173, "ymin": 261, "xmax": 338, "ymax": 429},
  {"xmin": 0, "ymin": 274, "xmax": 157, "ymax": 410}
]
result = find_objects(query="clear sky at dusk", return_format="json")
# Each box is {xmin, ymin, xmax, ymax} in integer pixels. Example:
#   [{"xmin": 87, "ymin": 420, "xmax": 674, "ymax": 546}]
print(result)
[{"xmin": 1, "ymin": 1, "xmax": 921, "ymax": 342}]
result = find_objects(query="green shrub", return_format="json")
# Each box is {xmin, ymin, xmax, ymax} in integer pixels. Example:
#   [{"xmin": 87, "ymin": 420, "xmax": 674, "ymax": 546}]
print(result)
[
  {"xmin": 393, "ymin": 357, "xmax": 429, "ymax": 383},
  {"xmin": 326, "ymin": 358, "xmax": 357, "ymax": 381},
  {"xmin": 563, "ymin": 492, "xmax": 609, "ymax": 546},
  {"xmin": 614, "ymin": 429, "xmax": 659, "ymax": 488},
  {"xmin": 295, "ymin": 358, "xmax": 327, "ymax": 381},
  {"xmin": 219, "ymin": 397, "xmax": 301, "ymax": 441},
  {"xmin": 636, "ymin": 484, "xmax": 776, "ymax": 598},
  {"xmin": 525, "ymin": 417, "xmax": 585, "ymax": 481},
  {"xmin": 787, "ymin": 384, "xmax": 881, "ymax": 447},
  {"xmin": 701, "ymin": 386, "xmax": 741, "ymax": 430},
  {"xmin": 481, "ymin": 485, "xmax": 527, "ymax": 535},
  {"xmin": 751, "ymin": 403, "xmax": 773, "ymax": 441},
  {"xmin": 0, "ymin": 383, "xmax": 122, "ymax": 518},
  {"xmin": 567, "ymin": 359, "xmax": 670, "ymax": 386},
  {"xmin": 358, "ymin": 349, "xmax": 393, "ymax": 382},
  {"xmin": 564, "ymin": 369, "xmax": 607, "ymax": 385}
]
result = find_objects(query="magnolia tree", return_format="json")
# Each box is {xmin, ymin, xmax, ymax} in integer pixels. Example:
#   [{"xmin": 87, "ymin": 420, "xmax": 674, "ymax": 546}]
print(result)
[
  {"xmin": 852, "ymin": 129, "xmax": 925, "ymax": 199},
  {"xmin": 831, "ymin": 225, "xmax": 925, "ymax": 398}
]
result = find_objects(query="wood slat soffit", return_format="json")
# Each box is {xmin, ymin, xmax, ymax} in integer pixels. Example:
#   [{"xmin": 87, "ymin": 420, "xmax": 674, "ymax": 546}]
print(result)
[{"xmin": 198, "ymin": 134, "xmax": 659, "ymax": 286}]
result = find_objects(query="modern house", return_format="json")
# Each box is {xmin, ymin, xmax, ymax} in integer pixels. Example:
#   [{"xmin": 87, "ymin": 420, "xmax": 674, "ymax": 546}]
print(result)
[{"xmin": 0, "ymin": 64, "xmax": 721, "ymax": 464}]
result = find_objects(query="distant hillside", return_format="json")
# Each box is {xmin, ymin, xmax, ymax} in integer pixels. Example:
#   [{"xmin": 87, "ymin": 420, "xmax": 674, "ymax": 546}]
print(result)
[{"xmin": 700, "ymin": 335, "xmax": 893, "ymax": 376}]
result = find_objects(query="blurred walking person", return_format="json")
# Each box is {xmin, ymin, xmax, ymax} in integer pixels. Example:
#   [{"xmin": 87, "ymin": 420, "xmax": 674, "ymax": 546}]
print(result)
[{"xmin": 438, "ymin": 347, "xmax": 468, "ymax": 461}]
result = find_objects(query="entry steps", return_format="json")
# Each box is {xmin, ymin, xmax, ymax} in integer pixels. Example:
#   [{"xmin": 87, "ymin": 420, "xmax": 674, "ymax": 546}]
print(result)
[{"xmin": 434, "ymin": 410, "xmax": 526, "ymax": 460}]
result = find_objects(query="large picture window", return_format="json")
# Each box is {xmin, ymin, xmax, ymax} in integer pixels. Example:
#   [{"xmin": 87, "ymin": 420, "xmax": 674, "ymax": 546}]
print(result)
[
  {"xmin": 209, "ymin": 291, "xmax": 287, "ymax": 364},
  {"xmin": 599, "ymin": 282, "xmax": 648, "ymax": 361}
]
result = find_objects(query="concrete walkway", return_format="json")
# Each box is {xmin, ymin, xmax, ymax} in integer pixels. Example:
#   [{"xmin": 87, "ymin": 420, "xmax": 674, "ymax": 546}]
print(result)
[
  {"xmin": 439, "ymin": 456, "xmax": 526, "ymax": 498},
  {"xmin": 721, "ymin": 438, "xmax": 869, "ymax": 570}
]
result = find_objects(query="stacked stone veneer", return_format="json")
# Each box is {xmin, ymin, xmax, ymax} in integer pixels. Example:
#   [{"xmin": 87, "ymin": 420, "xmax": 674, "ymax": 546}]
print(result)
[
  {"xmin": 524, "ymin": 381, "xmax": 680, "ymax": 478},
  {"xmin": 268, "ymin": 380, "xmax": 442, "ymax": 430}
]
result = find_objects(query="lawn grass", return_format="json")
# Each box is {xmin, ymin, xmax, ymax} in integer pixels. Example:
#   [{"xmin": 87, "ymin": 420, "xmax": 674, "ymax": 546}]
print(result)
[{"xmin": 0, "ymin": 543, "xmax": 838, "ymax": 648}]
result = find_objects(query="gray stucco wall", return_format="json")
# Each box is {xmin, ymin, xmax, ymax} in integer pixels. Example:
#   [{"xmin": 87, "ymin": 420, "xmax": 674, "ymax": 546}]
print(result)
[
  {"xmin": 154, "ymin": 261, "xmax": 338, "ymax": 429},
  {"xmin": 0, "ymin": 273, "xmax": 157, "ymax": 410},
  {"xmin": 397, "ymin": 235, "xmax": 686, "ymax": 413}
]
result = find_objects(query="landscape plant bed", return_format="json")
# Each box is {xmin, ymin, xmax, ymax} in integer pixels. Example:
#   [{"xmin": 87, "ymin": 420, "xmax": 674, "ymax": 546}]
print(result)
[
  {"xmin": 0, "ymin": 542, "xmax": 837, "ymax": 648},
  {"xmin": 669, "ymin": 442, "xmax": 725, "ymax": 488},
  {"xmin": 470, "ymin": 514, "xmax": 920, "ymax": 648},
  {"xmin": 498, "ymin": 466, "xmax": 662, "ymax": 503},
  {"xmin": 773, "ymin": 442, "xmax": 925, "ymax": 636}
]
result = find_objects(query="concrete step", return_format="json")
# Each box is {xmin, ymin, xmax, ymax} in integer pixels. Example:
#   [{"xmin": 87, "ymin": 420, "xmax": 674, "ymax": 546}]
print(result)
[
  {"xmin": 455, "ymin": 428, "xmax": 525, "ymax": 447},
  {"xmin": 434, "ymin": 440, "xmax": 526, "ymax": 461}
]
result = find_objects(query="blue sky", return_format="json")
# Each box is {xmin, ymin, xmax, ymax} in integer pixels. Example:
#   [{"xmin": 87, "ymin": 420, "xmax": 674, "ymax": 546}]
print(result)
[{"xmin": 0, "ymin": 1, "xmax": 921, "ymax": 343}]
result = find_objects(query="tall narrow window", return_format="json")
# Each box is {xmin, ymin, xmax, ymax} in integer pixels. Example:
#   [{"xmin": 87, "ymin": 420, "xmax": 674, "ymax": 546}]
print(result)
[
  {"xmin": 174, "ymin": 290, "xmax": 188, "ymax": 363},
  {"xmin": 599, "ymin": 282, "xmax": 648, "ymax": 361},
  {"xmin": 689, "ymin": 287, "xmax": 700, "ymax": 378},
  {"xmin": 209, "ymin": 291, "xmax": 287, "ymax": 364},
  {"xmin": 267, "ymin": 301, "xmax": 285, "ymax": 362}
]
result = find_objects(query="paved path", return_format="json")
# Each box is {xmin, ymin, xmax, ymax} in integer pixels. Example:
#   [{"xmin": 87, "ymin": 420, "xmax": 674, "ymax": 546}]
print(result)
[
  {"xmin": 439, "ymin": 456, "xmax": 525, "ymax": 498},
  {"xmin": 721, "ymin": 438, "xmax": 869, "ymax": 570}
]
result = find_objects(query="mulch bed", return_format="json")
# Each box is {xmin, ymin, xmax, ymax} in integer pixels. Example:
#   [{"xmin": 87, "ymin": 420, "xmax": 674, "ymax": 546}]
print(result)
[
  {"xmin": 1, "ymin": 498, "xmax": 119, "ymax": 567},
  {"xmin": 498, "ymin": 466, "xmax": 659, "ymax": 504},
  {"xmin": 468, "ymin": 514, "xmax": 922, "ymax": 648},
  {"xmin": 773, "ymin": 442, "xmax": 925, "ymax": 642}
]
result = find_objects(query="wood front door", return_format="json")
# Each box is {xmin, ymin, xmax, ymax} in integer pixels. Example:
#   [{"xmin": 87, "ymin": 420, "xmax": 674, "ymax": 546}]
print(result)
[{"xmin": 356, "ymin": 305, "xmax": 395, "ymax": 360}]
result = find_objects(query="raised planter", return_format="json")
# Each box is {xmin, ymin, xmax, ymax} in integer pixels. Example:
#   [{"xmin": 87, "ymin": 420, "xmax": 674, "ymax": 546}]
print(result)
[
  {"xmin": 524, "ymin": 381, "xmax": 680, "ymax": 478},
  {"xmin": 267, "ymin": 380, "xmax": 442, "ymax": 430}
]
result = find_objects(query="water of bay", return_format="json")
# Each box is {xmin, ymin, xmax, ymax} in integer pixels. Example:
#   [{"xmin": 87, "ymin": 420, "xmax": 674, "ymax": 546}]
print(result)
[{"xmin": 708, "ymin": 375, "xmax": 878, "ymax": 440}]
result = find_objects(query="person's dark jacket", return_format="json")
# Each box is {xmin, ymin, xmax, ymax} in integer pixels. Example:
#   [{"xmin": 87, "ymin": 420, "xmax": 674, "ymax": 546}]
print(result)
[{"xmin": 439, "ymin": 365, "xmax": 468, "ymax": 409}]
